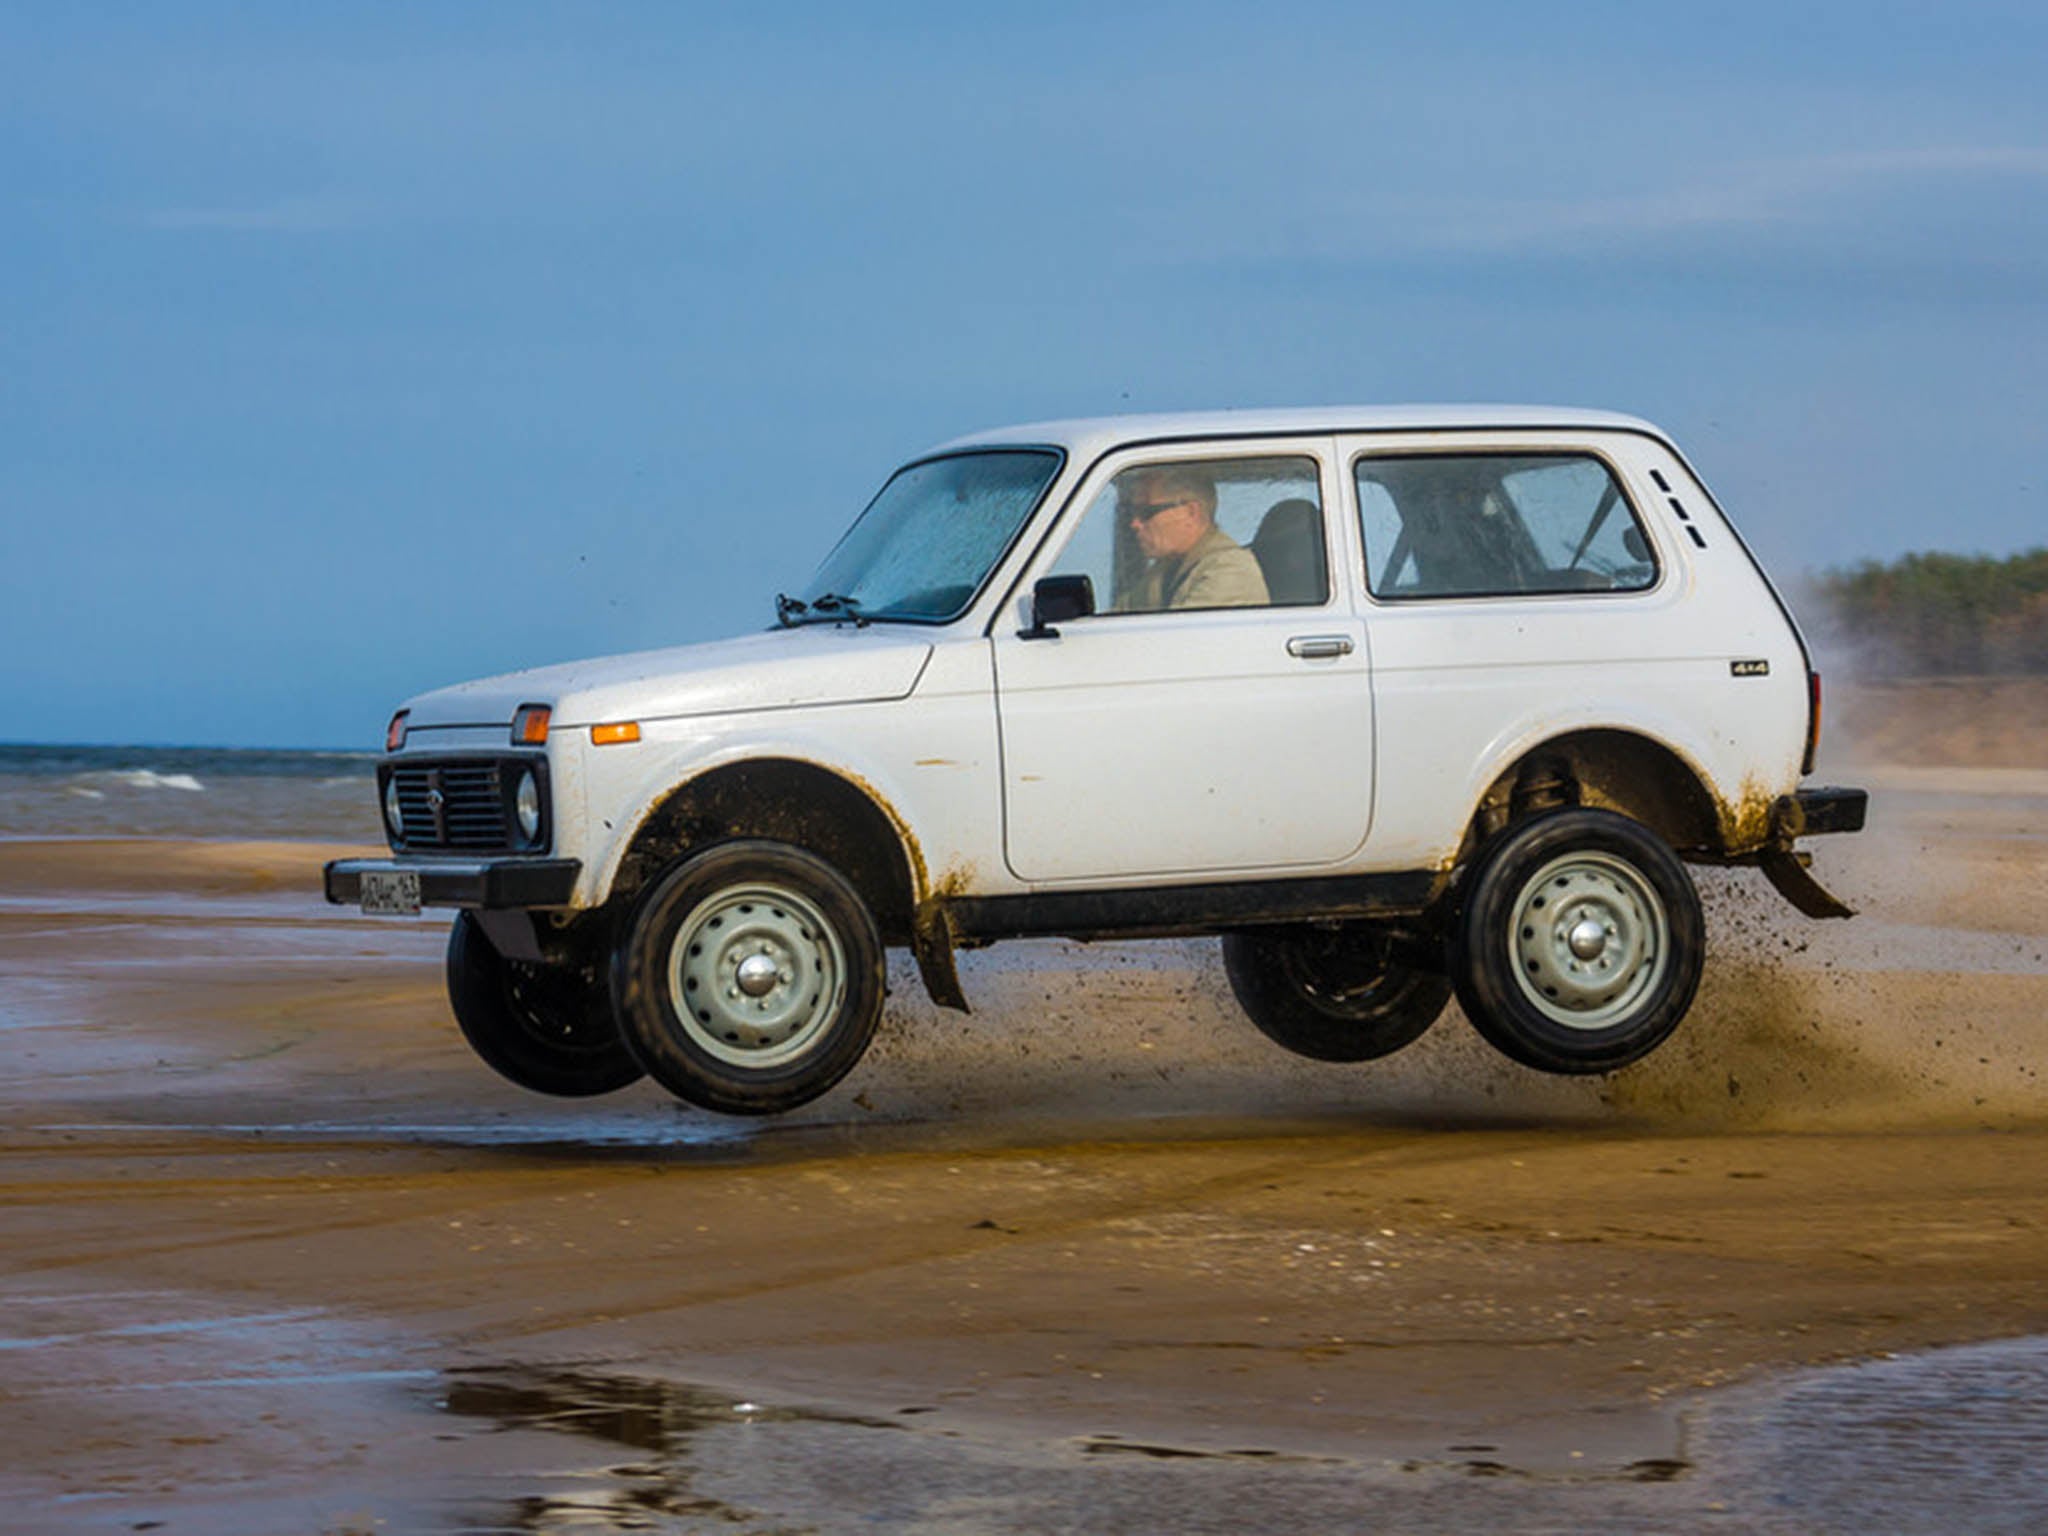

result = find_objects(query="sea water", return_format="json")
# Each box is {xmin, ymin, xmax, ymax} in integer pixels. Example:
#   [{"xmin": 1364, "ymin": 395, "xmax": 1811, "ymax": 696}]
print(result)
[{"xmin": 0, "ymin": 743, "xmax": 381, "ymax": 842}]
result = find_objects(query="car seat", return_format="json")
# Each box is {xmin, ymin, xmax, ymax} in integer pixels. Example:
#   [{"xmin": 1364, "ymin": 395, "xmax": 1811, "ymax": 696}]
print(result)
[{"xmin": 1249, "ymin": 498, "xmax": 1326, "ymax": 605}]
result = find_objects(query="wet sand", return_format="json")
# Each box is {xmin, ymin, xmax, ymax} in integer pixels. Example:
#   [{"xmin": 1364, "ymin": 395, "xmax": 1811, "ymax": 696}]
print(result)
[{"xmin": 2, "ymin": 770, "xmax": 2046, "ymax": 1533}]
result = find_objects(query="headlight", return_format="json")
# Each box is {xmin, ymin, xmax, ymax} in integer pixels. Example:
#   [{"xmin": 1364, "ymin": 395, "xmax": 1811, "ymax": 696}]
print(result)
[
  {"xmin": 382, "ymin": 776, "xmax": 406, "ymax": 841},
  {"xmin": 514, "ymin": 767, "xmax": 543, "ymax": 845}
]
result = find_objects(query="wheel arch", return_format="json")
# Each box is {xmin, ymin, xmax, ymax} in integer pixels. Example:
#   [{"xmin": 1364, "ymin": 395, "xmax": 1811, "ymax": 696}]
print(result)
[
  {"xmin": 605, "ymin": 756, "xmax": 922, "ymax": 946},
  {"xmin": 1457, "ymin": 727, "xmax": 1729, "ymax": 866}
]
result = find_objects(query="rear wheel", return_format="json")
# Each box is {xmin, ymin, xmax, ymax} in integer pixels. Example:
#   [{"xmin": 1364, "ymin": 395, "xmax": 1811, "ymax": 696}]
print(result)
[
  {"xmin": 445, "ymin": 911, "xmax": 644, "ymax": 1097},
  {"xmin": 612, "ymin": 840, "xmax": 886, "ymax": 1115},
  {"xmin": 1453, "ymin": 808, "xmax": 1704, "ymax": 1075},
  {"xmin": 1222, "ymin": 925, "xmax": 1451, "ymax": 1062}
]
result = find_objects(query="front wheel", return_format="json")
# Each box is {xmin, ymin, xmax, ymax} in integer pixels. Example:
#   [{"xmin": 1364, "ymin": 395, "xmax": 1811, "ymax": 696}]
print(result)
[
  {"xmin": 611, "ymin": 840, "xmax": 886, "ymax": 1116},
  {"xmin": 1452, "ymin": 809, "xmax": 1704, "ymax": 1075},
  {"xmin": 445, "ymin": 911, "xmax": 645, "ymax": 1097},
  {"xmin": 1222, "ymin": 925, "xmax": 1451, "ymax": 1062}
]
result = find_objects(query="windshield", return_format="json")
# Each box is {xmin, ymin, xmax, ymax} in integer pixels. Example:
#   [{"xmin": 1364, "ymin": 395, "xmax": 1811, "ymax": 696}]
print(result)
[{"xmin": 790, "ymin": 449, "xmax": 1063, "ymax": 624}]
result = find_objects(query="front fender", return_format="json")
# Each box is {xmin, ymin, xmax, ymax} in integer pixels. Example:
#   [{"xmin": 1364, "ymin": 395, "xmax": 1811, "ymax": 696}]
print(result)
[{"xmin": 575, "ymin": 719, "xmax": 932, "ymax": 911}]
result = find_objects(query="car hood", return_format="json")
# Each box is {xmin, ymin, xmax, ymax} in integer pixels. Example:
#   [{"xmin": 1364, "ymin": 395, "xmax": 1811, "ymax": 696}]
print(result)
[{"xmin": 401, "ymin": 627, "xmax": 935, "ymax": 734}]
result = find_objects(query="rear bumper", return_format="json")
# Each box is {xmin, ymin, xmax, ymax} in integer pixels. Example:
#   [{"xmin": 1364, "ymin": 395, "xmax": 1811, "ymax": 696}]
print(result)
[
  {"xmin": 1776, "ymin": 785, "xmax": 1869, "ymax": 839},
  {"xmin": 323, "ymin": 857, "xmax": 581, "ymax": 910},
  {"xmin": 1756, "ymin": 785, "xmax": 1868, "ymax": 919}
]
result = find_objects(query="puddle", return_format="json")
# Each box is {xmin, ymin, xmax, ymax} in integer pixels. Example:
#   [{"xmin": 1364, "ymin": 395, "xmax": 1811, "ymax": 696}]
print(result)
[
  {"xmin": 40, "ymin": 1114, "xmax": 762, "ymax": 1152},
  {"xmin": 430, "ymin": 1343, "xmax": 2048, "ymax": 1534},
  {"xmin": 435, "ymin": 1366, "xmax": 900, "ymax": 1531},
  {"xmin": 1079, "ymin": 1435, "xmax": 1329, "ymax": 1464},
  {"xmin": 9, "ymin": 1304, "xmax": 2047, "ymax": 1533},
  {"xmin": 0, "ymin": 975, "xmax": 98, "ymax": 1031},
  {"xmin": 0, "ymin": 1279, "xmax": 454, "ymax": 1534},
  {"xmin": 0, "ymin": 1307, "xmax": 328, "ymax": 1352},
  {"xmin": 1693, "ymin": 1334, "xmax": 2048, "ymax": 1534},
  {"xmin": 0, "ymin": 889, "xmax": 363, "ymax": 921}
]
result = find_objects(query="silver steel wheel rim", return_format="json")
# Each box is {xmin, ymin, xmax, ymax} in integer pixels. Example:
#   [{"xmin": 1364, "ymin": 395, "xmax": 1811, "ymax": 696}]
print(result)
[
  {"xmin": 666, "ymin": 883, "xmax": 846, "ymax": 1069},
  {"xmin": 1508, "ymin": 851, "xmax": 1669, "ymax": 1030}
]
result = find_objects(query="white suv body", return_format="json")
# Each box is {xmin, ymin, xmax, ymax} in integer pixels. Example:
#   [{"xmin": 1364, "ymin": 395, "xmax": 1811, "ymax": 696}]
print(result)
[{"xmin": 327, "ymin": 407, "xmax": 1866, "ymax": 1114}]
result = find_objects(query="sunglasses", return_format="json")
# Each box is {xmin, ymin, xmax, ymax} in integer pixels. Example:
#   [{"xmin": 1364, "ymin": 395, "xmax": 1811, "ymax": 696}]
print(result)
[{"xmin": 1124, "ymin": 498, "xmax": 1190, "ymax": 521}]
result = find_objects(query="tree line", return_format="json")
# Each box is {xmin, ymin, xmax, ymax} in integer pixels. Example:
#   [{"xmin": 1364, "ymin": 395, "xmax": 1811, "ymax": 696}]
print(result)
[{"xmin": 1803, "ymin": 547, "xmax": 2048, "ymax": 677}]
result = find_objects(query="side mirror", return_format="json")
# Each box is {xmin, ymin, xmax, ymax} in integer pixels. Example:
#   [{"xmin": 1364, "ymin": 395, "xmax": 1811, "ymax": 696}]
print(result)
[{"xmin": 1021, "ymin": 574, "xmax": 1095, "ymax": 640}]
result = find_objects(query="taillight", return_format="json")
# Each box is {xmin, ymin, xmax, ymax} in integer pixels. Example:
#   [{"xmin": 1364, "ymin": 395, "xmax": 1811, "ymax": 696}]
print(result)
[{"xmin": 1802, "ymin": 671, "xmax": 1822, "ymax": 775}]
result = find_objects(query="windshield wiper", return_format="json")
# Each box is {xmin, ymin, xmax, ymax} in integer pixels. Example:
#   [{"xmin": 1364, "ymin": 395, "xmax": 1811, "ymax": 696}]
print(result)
[
  {"xmin": 775, "ymin": 591, "xmax": 870, "ymax": 628},
  {"xmin": 807, "ymin": 592, "xmax": 870, "ymax": 627}
]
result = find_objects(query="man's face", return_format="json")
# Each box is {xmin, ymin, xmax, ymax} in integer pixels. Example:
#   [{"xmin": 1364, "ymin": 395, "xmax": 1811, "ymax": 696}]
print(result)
[{"xmin": 1122, "ymin": 475, "xmax": 1210, "ymax": 560}]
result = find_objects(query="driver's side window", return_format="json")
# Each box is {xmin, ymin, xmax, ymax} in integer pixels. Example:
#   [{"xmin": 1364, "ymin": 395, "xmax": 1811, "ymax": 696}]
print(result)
[{"xmin": 1045, "ymin": 455, "xmax": 1327, "ymax": 615}]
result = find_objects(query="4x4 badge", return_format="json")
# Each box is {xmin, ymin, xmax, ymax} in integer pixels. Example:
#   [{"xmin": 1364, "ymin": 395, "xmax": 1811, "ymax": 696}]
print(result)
[{"xmin": 1731, "ymin": 658, "xmax": 1770, "ymax": 676}]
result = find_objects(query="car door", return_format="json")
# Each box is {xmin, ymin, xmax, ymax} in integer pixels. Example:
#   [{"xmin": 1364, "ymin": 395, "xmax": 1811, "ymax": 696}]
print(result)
[
  {"xmin": 1338, "ymin": 429, "xmax": 1687, "ymax": 868},
  {"xmin": 990, "ymin": 439, "xmax": 1373, "ymax": 884}
]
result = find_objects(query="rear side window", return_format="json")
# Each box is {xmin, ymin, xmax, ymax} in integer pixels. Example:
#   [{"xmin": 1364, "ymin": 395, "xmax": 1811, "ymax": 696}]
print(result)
[{"xmin": 1355, "ymin": 453, "xmax": 1657, "ymax": 599}]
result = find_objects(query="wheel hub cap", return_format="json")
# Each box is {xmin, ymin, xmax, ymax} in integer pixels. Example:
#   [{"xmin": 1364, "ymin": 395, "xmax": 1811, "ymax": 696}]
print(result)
[
  {"xmin": 666, "ymin": 884, "xmax": 845, "ymax": 1068},
  {"xmin": 1567, "ymin": 918, "xmax": 1608, "ymax": 961},
  {"xmin": 735, "ymin": 952, "xmax": 781, "ymax": 997},
  {"xmin": 1509, "ymin": 851, "xmax": 1669, "ymax": 1031}
]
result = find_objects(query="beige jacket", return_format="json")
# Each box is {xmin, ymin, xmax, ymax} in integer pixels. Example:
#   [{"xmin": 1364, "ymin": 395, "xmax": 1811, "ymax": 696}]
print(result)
[{"xmin": 1115, "ymin": 526, "xmax": 1270, "ymax": 612}]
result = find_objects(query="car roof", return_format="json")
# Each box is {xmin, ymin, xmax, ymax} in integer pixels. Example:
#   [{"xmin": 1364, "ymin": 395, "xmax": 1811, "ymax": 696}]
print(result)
[{"xmin": 929, "ymin": 405, "xmax": 1669, "ymax": 464}]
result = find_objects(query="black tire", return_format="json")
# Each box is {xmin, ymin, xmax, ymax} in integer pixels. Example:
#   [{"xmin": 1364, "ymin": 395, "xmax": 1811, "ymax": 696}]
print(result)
[
  {"xmin": 445, "ymin": 911, "xmax": 645, "ymax": 1098},
  {"xmin": 1453, "ymin": 808, "xmax": 1704, "ymax": 1075},
  {"xmin": 1221, "ymin": 926, "xmax": 1451, "ymax": 1062},
  {"xmin": 611, "ymin": 840, "xmax": 885, "ymax": 1116}
]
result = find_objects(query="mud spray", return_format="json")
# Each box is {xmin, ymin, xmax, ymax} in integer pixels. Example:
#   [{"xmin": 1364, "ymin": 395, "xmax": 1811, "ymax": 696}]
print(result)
[{"xmin": 831, "ymin": 767, "xmax": 2048, "ymax": 1139}]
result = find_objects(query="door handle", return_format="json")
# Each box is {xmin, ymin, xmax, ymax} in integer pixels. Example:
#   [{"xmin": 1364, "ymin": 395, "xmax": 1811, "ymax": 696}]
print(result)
[{"xmin": 1286, "ymin": 635, "xmax": 1354, "ymax": 659}]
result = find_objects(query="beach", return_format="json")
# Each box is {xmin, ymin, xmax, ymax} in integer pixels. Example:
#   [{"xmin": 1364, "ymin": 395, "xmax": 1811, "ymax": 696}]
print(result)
[{"xmin": 1, "ymin": 709, "xmax": 2046, "ymax": 1533}]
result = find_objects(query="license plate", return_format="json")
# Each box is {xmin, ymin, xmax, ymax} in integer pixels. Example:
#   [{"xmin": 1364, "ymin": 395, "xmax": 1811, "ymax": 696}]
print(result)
[{"xmin": 360, "ymin": 869, "xmax": 422, "ymax": 916}]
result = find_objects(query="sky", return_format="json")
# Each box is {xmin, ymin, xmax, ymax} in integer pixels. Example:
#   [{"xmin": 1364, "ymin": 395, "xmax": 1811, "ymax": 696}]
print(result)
[{"xmin": 4, "ymin": 1, "xmax": 2045, "ymax": 748}]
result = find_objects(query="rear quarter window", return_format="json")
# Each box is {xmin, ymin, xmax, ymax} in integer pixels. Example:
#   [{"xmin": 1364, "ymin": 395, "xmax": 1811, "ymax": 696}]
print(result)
[{"xmin": 1355, "ymin": 452, "xmax": 1658, "ymax": 599}]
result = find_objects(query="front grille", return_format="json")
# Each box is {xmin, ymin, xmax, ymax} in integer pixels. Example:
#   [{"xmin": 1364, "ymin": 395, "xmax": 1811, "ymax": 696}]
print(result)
[{"xmin": 383, "ymin": 756, "xmax": 546, "ymax": 853}]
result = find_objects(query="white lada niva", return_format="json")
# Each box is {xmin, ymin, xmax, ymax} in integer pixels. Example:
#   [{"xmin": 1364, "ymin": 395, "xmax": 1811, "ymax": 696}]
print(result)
[{"xmin": 327, "ymin": 407, "xmax": 1868, "ymax": 1115}]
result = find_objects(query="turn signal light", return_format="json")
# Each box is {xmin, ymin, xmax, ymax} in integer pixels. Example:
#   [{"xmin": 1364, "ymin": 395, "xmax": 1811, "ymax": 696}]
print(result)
[
  {"xmin": 385, "ymin": 709, "xmax": 409, "ymax": 753},
  {"xmin": 590, "ymin": 721, "xmax": 642, "ymax": 746},
  {"xmin": 511, "ymin": 704, "xmax": 551, "ymax": 746}
]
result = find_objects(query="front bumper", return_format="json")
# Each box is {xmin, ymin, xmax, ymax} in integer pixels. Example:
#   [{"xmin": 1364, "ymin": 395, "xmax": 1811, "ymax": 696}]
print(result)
[{"xmin": 323, "ymin": 857, "xmax": 581, "ymax": 910}]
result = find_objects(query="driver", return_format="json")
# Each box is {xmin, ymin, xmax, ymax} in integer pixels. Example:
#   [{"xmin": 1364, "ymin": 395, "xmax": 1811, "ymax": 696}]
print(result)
[{"xmin": 1113, "ymin": 464, "xmax": 1269, "ymax": 612}]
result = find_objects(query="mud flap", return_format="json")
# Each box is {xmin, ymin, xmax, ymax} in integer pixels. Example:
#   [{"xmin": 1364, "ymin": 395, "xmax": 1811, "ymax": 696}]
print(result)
[
  {"xmin": 1759, "ymin": 848, "xmax": 1856, "ymax": 919},
  {"xmin": 911, "ymin": 900, "xmax": 971, "ymax": 1013},
  {"xmin": 474, "ymin": 908, "xmax": 545, "ymax": 961}
]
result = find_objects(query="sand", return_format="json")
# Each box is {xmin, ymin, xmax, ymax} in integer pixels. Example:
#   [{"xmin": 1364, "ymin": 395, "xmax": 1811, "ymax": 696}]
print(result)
[
  {"xmin": 1829, "ymin": 676, "xmax": 2048, "ymax": 770},
  {"xmin": 1, "ymin": 756, "xmax": 2045, "ymax": 1532}
]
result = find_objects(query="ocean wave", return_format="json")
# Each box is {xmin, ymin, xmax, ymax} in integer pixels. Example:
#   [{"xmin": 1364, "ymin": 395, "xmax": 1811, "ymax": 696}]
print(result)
[{"xmin": 75, "ymin": 770, "xmax": 207, "ymax": 793}]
